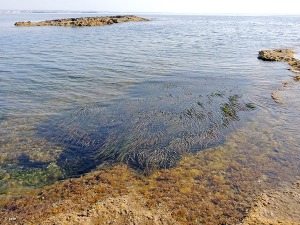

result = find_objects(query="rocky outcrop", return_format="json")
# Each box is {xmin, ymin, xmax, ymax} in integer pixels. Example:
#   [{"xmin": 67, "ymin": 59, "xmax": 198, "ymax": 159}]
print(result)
[
  {"xmin": 258, "ymin": 49, "xmax": 300, "ymax": 72},
  {"xmin": 14, "ymin": 15, "xmax": 149, "ymax": 27},
  {"xmin": 258, "ymin": 49, "xmax": 300, "ymax": 104}
]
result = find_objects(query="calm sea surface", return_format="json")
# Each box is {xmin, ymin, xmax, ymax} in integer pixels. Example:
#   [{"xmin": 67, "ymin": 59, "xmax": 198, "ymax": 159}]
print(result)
[{"xmin": 0, "ymin": 14, "xmax": 300, "ymax": 192}]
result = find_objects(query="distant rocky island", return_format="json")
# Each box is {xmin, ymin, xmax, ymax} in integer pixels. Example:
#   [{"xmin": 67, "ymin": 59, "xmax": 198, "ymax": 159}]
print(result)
[{"xmin": 14, "ymin": 15, "xmax": 149, "ymax": 27}]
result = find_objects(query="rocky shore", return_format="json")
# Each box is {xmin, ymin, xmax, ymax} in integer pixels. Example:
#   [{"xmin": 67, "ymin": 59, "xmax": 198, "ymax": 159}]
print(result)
[
  {"xmin": 14, "ymin": 15, "xmax": 149, "ymax": 27},
  {"xmin": 258, "ymin": 49, "xmax": 300, "ymax": 103},
  {"xmin": 242, "ymin": 181, "xmax": 300, "ymax": 225},
  {"xmin": 258, "ymin": 49, "xmax": 300, "ymax": 72}
]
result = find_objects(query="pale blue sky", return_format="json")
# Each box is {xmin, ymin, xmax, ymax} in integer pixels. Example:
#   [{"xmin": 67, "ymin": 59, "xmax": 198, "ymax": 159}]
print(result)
[{"xmin": 1, "ymin": 0, "xmax": 299, "ymax": 14}]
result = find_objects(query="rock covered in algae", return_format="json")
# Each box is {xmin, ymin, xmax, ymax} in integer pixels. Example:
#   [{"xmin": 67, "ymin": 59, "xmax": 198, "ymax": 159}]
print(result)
[
  {"xmin": 258, "ymin": 49, "xmax": 300, "ymax": 72},
  {"xmin": 14, "ymin": 15, "xmax": 149, "ymax": 27},
  {"xmin": 258, "ymin": 49, "xmax": 300, "ymax": 104},
  {"xmin": 258, "ymin": 49, "xmax": 295, "ymax": 62}
]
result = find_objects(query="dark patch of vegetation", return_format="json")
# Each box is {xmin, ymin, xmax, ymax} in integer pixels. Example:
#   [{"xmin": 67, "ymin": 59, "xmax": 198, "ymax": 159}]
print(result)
[
  {"xmin": 17, "ymin": 154, "xmax": 49, "ymax": 169},
  {"xmin": 37, "ymin": 88, "xmax": 256, "ymax": 177},
  {"xmin": 0, "ymin": 162, "xmax": 63, "ymax": 194},
  {"xmin": 245, "ymin": 102, "xmax": 256, "ymax": 110},
  {"xmin": 221, "ymin": 95, "xmax": 256, "ymax": 126}
]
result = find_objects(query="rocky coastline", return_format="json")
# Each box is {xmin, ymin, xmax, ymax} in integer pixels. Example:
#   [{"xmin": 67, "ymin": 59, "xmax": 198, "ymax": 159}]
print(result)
[
  {"xmin": 258, "ymin": 49, "xmax": 300, "ymax": 72},
  {"xmin": 258, "ymin": 49, "xmax": 300, "ymax": 104},
  {"xmin": 14, "ymin": 15, "xmax": 149, "ymax": 27}
]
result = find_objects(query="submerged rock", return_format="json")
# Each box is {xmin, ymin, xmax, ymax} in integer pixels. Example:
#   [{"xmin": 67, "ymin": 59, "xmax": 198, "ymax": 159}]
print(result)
[{"xmin": 14, "ymin": 15, "xmax": 149, "ymax": 27}]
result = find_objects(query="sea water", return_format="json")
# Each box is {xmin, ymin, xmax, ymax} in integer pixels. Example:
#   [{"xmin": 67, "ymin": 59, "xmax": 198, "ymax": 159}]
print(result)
[{"xmin": 0, "ymin": 13, "xmax": 300, "ymax": 192}]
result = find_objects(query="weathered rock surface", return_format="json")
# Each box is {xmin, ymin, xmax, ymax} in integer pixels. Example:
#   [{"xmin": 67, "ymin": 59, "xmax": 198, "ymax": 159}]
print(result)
[
  {"xmin": 14, "ymin": 15, "xmax": 149, "ymax": 27},
  {"xmin": 242, "ymin": 181, "xmax": 300, "ymax": 225},
  {"xmin": 44, "ymin": 193, "xmax": 179, "ymax": 225},
  {"xmin": 258, "ymin": 49, "xmax": 300, "ymax": 72},
  {"xmin": 258, "ymin": 49, "xmax": 300, "ymax": 104}
]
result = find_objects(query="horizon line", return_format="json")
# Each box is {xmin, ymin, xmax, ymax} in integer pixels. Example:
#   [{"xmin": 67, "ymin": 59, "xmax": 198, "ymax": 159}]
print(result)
[{"xmin": 1, "ymin": 9, "xmax": 300, "ymax": 16}]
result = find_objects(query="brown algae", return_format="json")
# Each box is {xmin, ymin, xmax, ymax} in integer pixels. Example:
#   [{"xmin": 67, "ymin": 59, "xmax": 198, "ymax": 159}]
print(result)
[{"xmin": 1, "ymin": 111, "xmax": 299, "ymax": 224}]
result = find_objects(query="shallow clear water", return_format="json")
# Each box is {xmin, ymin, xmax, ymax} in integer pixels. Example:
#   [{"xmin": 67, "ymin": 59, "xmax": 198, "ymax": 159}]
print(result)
[{"xmin": 0, "ymin": 14, "xmax": 300, "ymax": 191}]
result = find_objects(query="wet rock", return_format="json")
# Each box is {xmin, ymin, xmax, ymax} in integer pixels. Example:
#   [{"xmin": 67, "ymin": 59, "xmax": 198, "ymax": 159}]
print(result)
[
  {"xmin": 258, "ymin": 49, "xmax": 300, "ymax": 72},
  {"xmin": 14, "ymin": 15, "xmax": 149, "ymax": 27},
  {"xmin": 293, "ymin": 75, "xmax": 300, "ymax": 81},
  {"xmin": 258, "ymin": 49, "xmax": 295, "ymax": 62},
  {"xmin": 242, "ymin": 181, "xmax": 300, "ymax": 225},
  {"xmin": 44, "ymin": 192, "xmax": 179, "ymax": 225},
  {"xmin": 258, "ymin": 49, "xmax": 300, "ymax": 104}
]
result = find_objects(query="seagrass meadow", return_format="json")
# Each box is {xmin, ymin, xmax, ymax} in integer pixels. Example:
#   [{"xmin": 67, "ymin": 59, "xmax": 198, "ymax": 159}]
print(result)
[{"xmin": 1, "ymin": 14, "xmax": 300, "ymax": 224}]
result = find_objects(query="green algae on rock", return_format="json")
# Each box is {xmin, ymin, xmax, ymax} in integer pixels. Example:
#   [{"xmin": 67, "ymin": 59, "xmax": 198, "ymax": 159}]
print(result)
[{"xmin": 14, "ymin": 15, "xmax": 149, "ymax": 27}]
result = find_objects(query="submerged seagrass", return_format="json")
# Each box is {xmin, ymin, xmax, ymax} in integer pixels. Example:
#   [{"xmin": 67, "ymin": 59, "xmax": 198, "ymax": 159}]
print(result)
[
  {"xmin": 14, "ymin": 15, "xmax": 149, "ymax": 27},
  {"xmin": 37, "ymin": 87, "xmax": 255, "ymax": 176}
]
